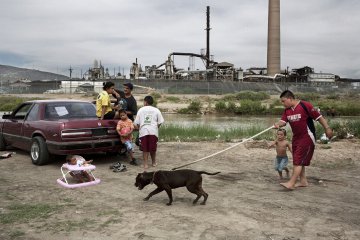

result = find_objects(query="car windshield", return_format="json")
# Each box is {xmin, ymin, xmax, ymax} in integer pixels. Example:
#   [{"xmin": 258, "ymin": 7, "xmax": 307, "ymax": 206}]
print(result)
[{"xmin": 44, "ymin": 102, "xmax": 96, "ymax": 119}]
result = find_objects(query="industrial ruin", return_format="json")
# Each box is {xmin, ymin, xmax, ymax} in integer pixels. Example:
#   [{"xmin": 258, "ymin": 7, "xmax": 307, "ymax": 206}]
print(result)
[{"xmin": 71, "ymin": 2, "xmax": 344, "ymax": 88}]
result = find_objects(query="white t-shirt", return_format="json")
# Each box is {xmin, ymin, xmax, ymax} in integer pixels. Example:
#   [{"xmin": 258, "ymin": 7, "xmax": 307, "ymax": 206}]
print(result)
[{"xmin": 134, "ymin": 105, "xmax": 164, "ymax": 138}]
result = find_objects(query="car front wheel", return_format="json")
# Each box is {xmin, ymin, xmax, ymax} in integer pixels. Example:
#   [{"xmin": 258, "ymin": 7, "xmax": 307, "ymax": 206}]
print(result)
[{"xmin": 31, "ymin": 136, "xmax": 49, "ymax": 165}]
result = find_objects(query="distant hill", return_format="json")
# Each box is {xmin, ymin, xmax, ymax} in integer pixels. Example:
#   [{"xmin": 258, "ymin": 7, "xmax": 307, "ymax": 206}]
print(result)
[{"xmin": 0, "ymin": 64, "xmax": 69, "ymax": 82}]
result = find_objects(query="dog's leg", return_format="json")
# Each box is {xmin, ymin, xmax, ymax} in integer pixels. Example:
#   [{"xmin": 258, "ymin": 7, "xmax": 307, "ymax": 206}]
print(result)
[
  {"xmin": 193, "ymin": 194, "xmax": 202, "ymax": 205},
  {"xmin": 186, "ymin": 185, "xmax": 202, "ymax": 205},
  {"xmin": 144, "ymin": 187, "xmax": 163, "ymax": 201},
  {"xmin": 200, "ymin": 187, "xmax": 209, "ymax": 205},
  {"xmin": 163, "ymin": 186, "xmax": 173, "ymax": 206}
]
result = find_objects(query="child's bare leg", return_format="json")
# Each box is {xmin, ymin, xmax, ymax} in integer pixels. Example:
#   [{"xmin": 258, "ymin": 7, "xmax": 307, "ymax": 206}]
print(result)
[
  {"xmin": 280, "ymin": 165, "xmax": 302, "ymax": 190},
  {"xmin": 143, "ymin": 151, "xmax": 149, "ymax": 170},
  {"xmin": 129, "ymin": 150, "xmax": 135, "ymax": 161},
  {"xmin": 284, "ymin": 167, "xmax": 290, "ymax": 178},
  {"xmin": 84, "ymin": 172, "xmax": 94, "ymax": 182},
  {"xmin": 150, "ymin": 152, "xmax": 157, "ymax": 166},
  {"xmin": 75, "ymin": 175, "xmax": 85, "ymax": 183},
  {"xmin": 295, "ymin": 166, "xmax": 308, "ymax": 187},
  {"xmin": 277, "ymin": 171, "xmax": 283, "ymax": 180}
]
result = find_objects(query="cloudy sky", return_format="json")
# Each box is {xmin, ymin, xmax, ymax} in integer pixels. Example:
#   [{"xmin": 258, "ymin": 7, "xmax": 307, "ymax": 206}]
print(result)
[{"xmin": 0, "ymin": 0, "xmax": 359, "ymax": 78}]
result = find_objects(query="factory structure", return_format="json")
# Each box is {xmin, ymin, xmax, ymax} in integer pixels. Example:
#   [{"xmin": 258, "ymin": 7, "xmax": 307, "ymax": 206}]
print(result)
[
  {"xmin": 2, "ymin": 1, "xmax": 355, "ymax": 95},
  {"xmin": 128, "ymin": 2, "xmax": 336, "ymax": 85},
  {"xmin": 81, "ymin": 1, "xmax": 338, "ymax": 86}
]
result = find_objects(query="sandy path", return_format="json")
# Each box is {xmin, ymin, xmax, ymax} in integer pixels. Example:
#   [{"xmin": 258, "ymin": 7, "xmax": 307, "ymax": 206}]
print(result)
[{"xmin": 1, "ymin": 140, "xmax": 360, "ymax": 240}]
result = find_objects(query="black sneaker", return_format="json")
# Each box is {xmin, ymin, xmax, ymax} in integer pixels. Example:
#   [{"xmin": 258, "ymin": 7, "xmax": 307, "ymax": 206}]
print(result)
[{"xmin": 130, "ymin": 159, "xmax": 138, "ymax": 166}]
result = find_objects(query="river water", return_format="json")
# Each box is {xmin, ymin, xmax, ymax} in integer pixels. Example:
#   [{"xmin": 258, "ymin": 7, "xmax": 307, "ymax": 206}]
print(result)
[
  {"xmin": 162, "ymin": 114, "xmax": 357, "ymax": 131},
  {"xmin": 163, "ymin": 114, "xmax": 279, "ymax": 130}
]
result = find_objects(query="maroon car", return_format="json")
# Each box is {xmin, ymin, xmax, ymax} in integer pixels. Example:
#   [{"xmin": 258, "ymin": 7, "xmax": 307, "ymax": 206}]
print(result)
[{"xmin": 0, "ymin": 100, "xmax": 121, "ymax": 165}]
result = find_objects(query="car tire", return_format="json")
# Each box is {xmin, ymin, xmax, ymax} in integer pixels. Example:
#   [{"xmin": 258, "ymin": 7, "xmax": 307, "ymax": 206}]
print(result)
[
  {"xmin": 0, "ymin": 133, "xmax": 6, "ymax": 151},
  {"xmin": 31, "ymin": 136, "xmax": 49, "ymax": 165}
]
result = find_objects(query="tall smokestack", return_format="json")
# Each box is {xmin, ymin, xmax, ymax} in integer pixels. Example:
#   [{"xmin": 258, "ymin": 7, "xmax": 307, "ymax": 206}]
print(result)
[
  {"xmin": 267, "ymin": 0, "xmax": 281, "ymax": 76},
  {"xmin": 206, "ymin": 6, "xmax": 210, "ymax": 68}
]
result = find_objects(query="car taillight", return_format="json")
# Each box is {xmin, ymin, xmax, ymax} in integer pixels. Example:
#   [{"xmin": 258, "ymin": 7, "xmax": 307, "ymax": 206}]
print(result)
[{"xmin": 61, "ymin": 130, "xmax": 92, "ymax": 138}]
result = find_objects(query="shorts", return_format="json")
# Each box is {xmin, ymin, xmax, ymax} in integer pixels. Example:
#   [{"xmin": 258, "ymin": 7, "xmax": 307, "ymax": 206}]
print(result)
[
  {"xmin": 292, "ymin": 144, "xmax": 315, "ymax": 166},
  {"xmin": 274, "ymin": 156, "xmax": 288, "ymax": 172},
  {"xmin": 140, "ymin": 135, "xmax": 158, "ymax": 152},
  {"xmin": 103, "ymin": 111, "xmax": 115, "ymax": 119},
  {"xmin": 123, "ymin": 140, "xmax": 133, "ymax": 152}
]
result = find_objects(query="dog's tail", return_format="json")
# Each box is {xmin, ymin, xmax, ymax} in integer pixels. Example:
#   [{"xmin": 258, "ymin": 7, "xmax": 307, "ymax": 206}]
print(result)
[{"xmin": 198, "ymin": 171, "xmax": 221, "ymax": 176}]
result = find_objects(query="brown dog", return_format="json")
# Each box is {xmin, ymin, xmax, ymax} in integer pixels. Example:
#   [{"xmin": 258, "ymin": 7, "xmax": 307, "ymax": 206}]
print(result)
[{"xmin": 135, "ymin": 169, "xmax": 220, "ymax": 205}]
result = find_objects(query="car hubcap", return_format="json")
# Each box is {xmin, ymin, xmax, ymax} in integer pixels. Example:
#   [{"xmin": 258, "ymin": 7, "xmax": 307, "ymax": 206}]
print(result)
[{"xmin": 31, "ymin": 142, "xmax": 40, "ymax": 160}]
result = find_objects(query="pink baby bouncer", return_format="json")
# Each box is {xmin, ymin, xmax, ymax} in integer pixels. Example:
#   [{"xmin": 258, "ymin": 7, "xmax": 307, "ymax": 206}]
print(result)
[{"xmin": 57, "ymin": 163, "xmax": 101, "ymax": 188}]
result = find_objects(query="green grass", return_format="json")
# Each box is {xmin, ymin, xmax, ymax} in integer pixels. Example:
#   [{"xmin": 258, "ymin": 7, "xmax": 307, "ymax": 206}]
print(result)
[
  {"xmin": 159, "ymin": 124, "xmax": 275, "ymax": 142},
  {"xmin": 0, "ymin": 203, "xmax": 61, "ymax": 224},
  {"xmin": 8, "ymin": 230, "xmax": 26, "ymax": 239}
]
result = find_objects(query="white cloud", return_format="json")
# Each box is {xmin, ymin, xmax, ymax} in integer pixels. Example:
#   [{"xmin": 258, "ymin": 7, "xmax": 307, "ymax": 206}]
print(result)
[{"xmin": 0, "ymin": 0, "xmax": 359, "ymax": 78}]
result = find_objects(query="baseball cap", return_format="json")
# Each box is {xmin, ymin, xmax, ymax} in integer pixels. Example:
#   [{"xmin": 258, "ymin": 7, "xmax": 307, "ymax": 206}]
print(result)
[{"xmin": 123, "ymin": 82, "xmax": 133, "ymax": 90}]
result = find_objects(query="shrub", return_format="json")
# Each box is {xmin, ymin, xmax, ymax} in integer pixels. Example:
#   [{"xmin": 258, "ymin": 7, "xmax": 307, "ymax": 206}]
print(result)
[
  {"xmin": 227, "ymin": 101, "xmax": 237, "ymax": 113},
  {"xmin": 222, "ymin": 94, "xmax": 236, "ymax": 101},
  {"xmin": 165, "ymin": 96, "xmax": 181, "ymax": 103},
  {"xmin": 296, "ymin": 93, "xmax": 320, "ymax": 101},
  {"xmin": 178, "ymin": 100, "xmax": 202, "ymax": 114},
  {"xmin": 326, "ymin": 94, "xmax": 340, "ymax": 100},
  {"xmin": 236, "ymin": 100, "xmax": 266, "ymax": 115},
  {"xmin": 187, "ymin": 100, "xmax": 201, "ymax": 113},
  {"xmin": 215, "ymin": 101, "xmax": 227, "ymax": 112},
  {"xmin": 150, "ymin": 92, "xmax": 162, "ymax": 100},
  {"xmin": 267, "ymin": 107, "xmax": 284, "ymax": 115}
]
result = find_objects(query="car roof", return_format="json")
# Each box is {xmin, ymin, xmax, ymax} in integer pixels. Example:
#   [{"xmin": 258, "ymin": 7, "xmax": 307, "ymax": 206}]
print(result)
[{"xmin": 25, "ymin": 99, "xmax": 92, "ymax": 104}]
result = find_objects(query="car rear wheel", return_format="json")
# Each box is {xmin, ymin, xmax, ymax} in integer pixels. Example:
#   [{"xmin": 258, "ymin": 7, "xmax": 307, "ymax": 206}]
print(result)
[
  {"xmin": 31, "ymin": 136, "xmax": 49, "ymax": 165},
  {"xmin": 0, "ymin": 133, "xmax": 6, "ymax": 151}
]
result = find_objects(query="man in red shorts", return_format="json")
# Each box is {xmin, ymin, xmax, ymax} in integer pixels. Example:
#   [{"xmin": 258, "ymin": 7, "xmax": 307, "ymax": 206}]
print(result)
[
  {"xmin": 274, "ymin": 90, "xmax": 333, "ymax": 190},
  {"xmin": 134, "ymin": 96, "xmax": 164, "ymax": 170}
]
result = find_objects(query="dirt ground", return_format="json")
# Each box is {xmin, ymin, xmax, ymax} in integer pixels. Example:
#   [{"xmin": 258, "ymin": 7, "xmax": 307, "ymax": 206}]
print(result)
[
  {"xmin": 1, "ymin": 93, "xmax": 360, "ymax": 239},
  {"xmin": 1, "ymin": 139, "xmax": 360, "ymax": 240}
]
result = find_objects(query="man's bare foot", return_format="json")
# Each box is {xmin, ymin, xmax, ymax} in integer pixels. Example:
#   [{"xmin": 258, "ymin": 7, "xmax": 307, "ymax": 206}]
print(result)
[
  {"xmin": 280, "ymin": 182, "xmax": 295, "ymax": 190},
  {"xmin": 295, "ymin": 182, "xmax": 309, "ymax": 188},
  {"xmin": 143, "ymin": 165, "xmax": 148, "ymax": 171},
  {"xmin": 152, "ymin": 162, "xmax": 157, "ymax": 167}
]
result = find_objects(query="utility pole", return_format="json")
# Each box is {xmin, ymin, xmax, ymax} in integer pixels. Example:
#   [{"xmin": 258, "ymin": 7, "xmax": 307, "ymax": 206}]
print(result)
[
  {"xmin": 69, "ymin": 65, "xmax": 73, "ymax": 94},
  {"xmin": 69, "ymin": 65, "xmax": 73, "ymax": 79}
]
